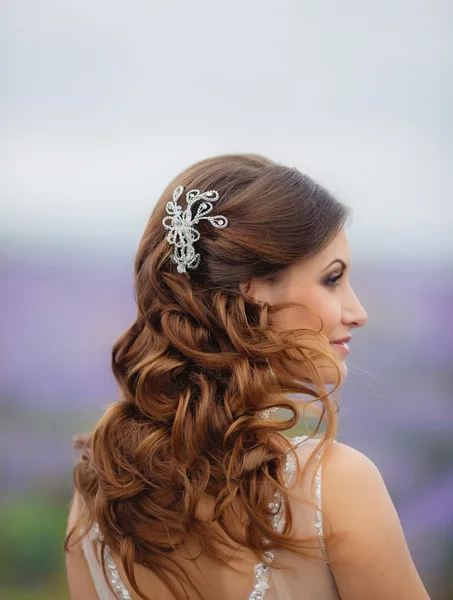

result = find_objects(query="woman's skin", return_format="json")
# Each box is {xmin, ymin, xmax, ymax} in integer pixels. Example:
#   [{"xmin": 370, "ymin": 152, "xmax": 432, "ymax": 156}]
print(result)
[{"xmin": 239, "ymin": 227, "xmax": 368, "ymax": 383}]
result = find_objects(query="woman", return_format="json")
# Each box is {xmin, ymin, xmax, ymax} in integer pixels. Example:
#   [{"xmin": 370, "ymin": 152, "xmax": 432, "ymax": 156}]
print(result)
[{"xmin": 65, "ymin": 154, "xmax": 430, "ymax": 600}]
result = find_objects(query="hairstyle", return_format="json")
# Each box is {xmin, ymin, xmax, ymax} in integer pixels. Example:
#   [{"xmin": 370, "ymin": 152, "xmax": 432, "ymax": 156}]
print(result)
[{"xmin": 65, "ymin": 154, "xmax": 350, "ymax": 600}]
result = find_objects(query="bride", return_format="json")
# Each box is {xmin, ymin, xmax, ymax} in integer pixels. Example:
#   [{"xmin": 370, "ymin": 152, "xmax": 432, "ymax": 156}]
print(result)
[{"xmin": 65, "ymin": 154, "xmax": 430, "ymax": 600}]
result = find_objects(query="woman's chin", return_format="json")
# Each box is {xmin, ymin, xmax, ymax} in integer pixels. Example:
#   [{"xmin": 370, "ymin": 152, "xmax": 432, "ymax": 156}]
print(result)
[
  {"xmin": 320, "ymin": 359, "xmax": 347, "ymax": 386},
  {"xmin": 338, "ymin": 360, "xmax": 348, "ymax": 380}
]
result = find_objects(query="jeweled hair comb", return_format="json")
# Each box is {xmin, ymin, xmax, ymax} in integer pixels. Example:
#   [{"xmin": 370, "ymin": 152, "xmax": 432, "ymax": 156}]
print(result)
[{"xmin": 162, "ymin": 185, "xmax": 229, "ymax": 273}]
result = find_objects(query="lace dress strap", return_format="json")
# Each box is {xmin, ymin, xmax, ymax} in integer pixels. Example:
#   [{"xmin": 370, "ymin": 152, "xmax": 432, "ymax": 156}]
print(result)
[
  {"xmin": 313, "ymin": 447, "xmax": 333, "ymax": 567},
  {"xmin": 80, "ymin": 524, "xmax": 131, "ymax": 600},
  {"xmin": 248, "ymin": 435, "xmax": 332, "ymax": 599},
  {"xmin": 248, "ymin": 435, "xmax": 306, "ymax": 599}
]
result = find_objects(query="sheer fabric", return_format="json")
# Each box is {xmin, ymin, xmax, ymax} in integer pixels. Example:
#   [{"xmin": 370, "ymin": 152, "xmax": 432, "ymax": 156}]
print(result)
[{"xmin": 80, "ymin": 436, "xmax": 340, "ymax": 600}]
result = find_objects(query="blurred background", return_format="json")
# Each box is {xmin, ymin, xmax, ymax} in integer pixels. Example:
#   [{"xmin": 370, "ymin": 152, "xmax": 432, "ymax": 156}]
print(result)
[{"xmin": 1, "ymin": 1, "xmax": 452, "ymax": 598}]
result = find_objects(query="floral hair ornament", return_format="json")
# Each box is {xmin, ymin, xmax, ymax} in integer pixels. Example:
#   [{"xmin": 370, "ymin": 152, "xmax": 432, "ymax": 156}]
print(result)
[{"xmin": 162, "ymin": 185, "xmax": 229, "ymax": 273}]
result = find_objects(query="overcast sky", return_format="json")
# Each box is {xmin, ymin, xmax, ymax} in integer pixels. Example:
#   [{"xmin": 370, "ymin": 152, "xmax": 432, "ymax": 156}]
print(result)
[{"xmin": 1, "ymin": 0, "xmax": 452, "ymax": 264}]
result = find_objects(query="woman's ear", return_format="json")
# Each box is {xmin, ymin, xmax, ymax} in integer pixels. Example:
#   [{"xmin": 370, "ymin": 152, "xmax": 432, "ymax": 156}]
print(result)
[
  {"xmin": 239, "ymin": 280, "xmax": 251, "ymax": 296},
  {"xmin": 239, "ymin": 279, "xmax": 274, "ymax": 305}
]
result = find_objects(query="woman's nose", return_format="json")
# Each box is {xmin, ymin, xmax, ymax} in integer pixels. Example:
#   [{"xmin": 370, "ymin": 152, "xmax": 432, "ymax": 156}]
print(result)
[{"xmin": 344, "ymin": 288, "xmax": 368, "ymax": 328}]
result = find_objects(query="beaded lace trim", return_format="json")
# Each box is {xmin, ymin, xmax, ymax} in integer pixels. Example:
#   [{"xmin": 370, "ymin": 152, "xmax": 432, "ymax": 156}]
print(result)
[
  {"xmin": 314, "ymin": 464, "xmax": 330, "ymax": 566},
  {"xmin": 248, "ymin": 435, "xmax": 327, "ymax": 600},
  {"xmin": 83, "ymin": 523, "xmax": 132, "ymax": 600},
  {"xmin": 248, "ymin": 435, "xmax": 304, "ymax": 600}
]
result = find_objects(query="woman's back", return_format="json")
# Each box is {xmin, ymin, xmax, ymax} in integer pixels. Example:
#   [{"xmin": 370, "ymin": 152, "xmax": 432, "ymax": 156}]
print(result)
[
  {"xmin": 69, "ymin": 436, "xmax": 340, "ymax": 600},
  {"xmin": 67, "ymin": 433, "xmax": 431, "ymax": 600}
]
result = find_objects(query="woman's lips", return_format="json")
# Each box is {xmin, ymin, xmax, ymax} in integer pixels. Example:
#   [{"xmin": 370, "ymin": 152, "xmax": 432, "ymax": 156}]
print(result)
[{"xmin": 330, "ymin": 341, "xmax": 350, "ymax": 355}]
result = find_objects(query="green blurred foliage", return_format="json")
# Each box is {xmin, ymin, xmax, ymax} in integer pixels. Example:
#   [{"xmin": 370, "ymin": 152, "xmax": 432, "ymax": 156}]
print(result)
[
  {"xmin": 0, "ymin": 577, "xmax": 69, "ymax": 600},
  {"xmin": 0, "ymin": 494, "xmax": 70, "ymax": 599}
]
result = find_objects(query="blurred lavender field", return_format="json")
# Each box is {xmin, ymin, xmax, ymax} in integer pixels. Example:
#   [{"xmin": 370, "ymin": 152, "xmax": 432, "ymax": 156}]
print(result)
[{"xmin": 1, "ymin": 247, "xmax": 452, "ymax": 598}]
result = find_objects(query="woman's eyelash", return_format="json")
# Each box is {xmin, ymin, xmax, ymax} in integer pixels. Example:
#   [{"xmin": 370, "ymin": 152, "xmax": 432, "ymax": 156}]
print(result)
[{"xmin": 325, "ymin": 272, "xmax": 344, "ymax": 286}]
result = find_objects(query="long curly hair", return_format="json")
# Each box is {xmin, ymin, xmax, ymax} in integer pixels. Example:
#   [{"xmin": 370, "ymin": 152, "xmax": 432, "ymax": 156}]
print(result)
[{"xmin": 65, "ymin": 154, "xmax": 350, "ymax": 600}]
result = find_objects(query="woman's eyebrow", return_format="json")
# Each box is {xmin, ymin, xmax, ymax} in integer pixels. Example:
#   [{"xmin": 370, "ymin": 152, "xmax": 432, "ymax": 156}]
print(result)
[{"xmin": 322, "ymin": 259, "xmax": 347, "ymax": 272}]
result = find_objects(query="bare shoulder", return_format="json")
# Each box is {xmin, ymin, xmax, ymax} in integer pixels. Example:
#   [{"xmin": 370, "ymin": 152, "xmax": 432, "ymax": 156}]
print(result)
[
  {"xmin": 320, "ymin": 441, "xmax": 392, "ymax": 529},
  {"xmin": 322, "ymin": 441, "xmax": 383, "ymax": 484},
  {"xmin": 324, "ymin": 440, "xmax": 379, "ymax": 465},
  {"xmin": 292, "ymin": 437, "xmax": 379, "ymax": 477},
  {"xmin": 314, "ymin": 441, "xmax": 431, "ymax": 600}
]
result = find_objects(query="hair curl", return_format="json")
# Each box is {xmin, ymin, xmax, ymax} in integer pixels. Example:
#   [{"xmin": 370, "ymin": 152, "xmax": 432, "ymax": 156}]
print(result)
[{"xmin": 65, "ymin": 154, "xmax": 350, "ymax": 600}]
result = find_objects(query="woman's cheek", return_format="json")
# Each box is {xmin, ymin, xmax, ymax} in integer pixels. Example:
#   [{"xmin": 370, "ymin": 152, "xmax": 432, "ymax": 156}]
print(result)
[{"xmin": 319, "ymin": 305, "xmax": 342, "ymax": 336}]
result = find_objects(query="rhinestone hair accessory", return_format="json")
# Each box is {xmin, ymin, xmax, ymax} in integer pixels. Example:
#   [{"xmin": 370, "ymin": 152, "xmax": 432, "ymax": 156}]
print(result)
[{"xmin": 162, "ymin": 185, "xmax": 228, "ymax": 274}]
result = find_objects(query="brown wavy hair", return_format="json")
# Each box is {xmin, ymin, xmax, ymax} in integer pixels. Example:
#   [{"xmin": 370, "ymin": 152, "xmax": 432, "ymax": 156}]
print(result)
[{"xmin": 65, "ymin": 154, "xmax": 350, "ymax": 600}]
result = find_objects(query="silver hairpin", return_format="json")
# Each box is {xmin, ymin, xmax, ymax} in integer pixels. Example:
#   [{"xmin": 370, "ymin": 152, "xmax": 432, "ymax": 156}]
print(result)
[{"xmin": 162, "ymin": 185, "xmax": 228, "ymax": 274}]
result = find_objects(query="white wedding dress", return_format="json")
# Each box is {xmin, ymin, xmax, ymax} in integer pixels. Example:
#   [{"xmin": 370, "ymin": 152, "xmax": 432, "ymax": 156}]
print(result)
[{"xmin": 81, "ymin": 436, "xmax": 341, "ymax": 600}]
